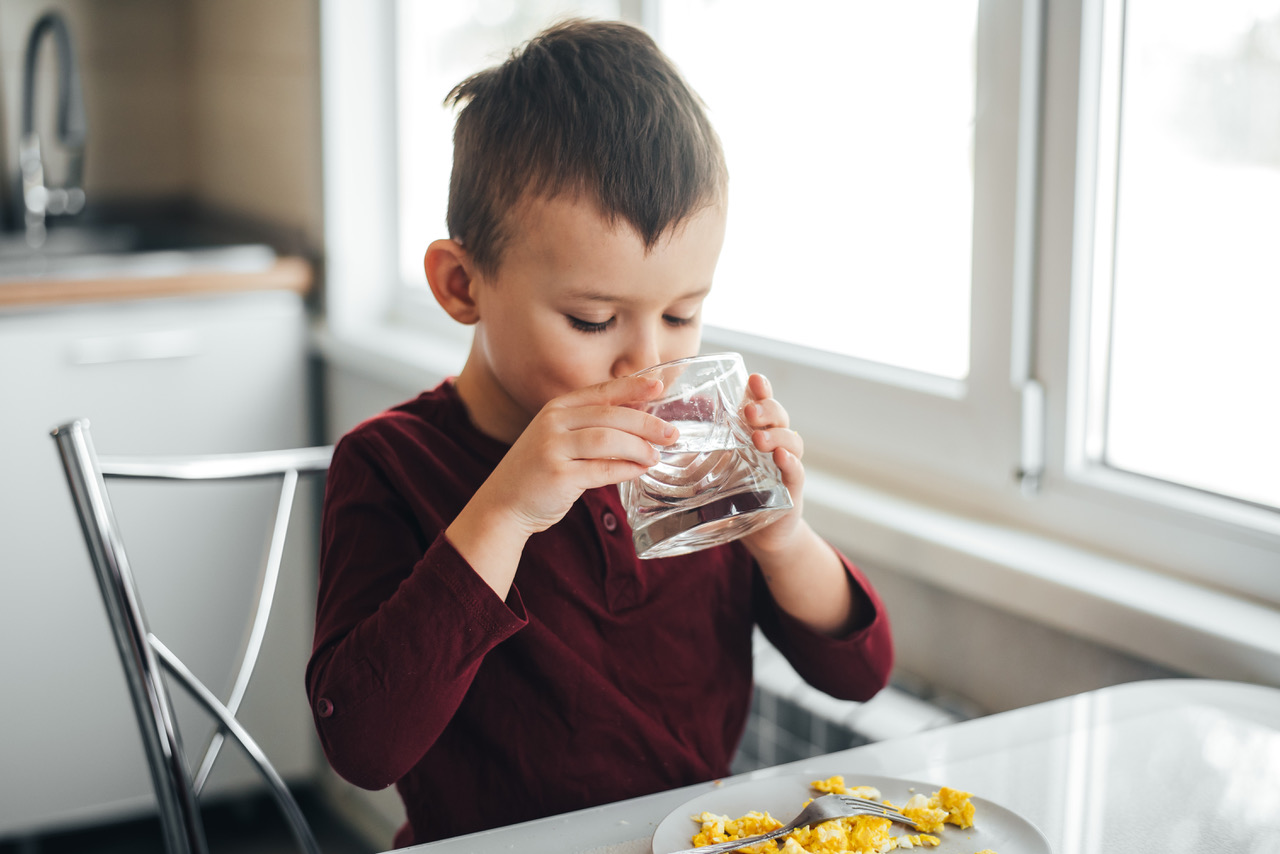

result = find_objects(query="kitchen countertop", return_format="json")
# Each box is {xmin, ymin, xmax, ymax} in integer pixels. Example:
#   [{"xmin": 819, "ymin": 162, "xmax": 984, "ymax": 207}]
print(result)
[
  {"xmin": 397, "ymin": 678, "xmax": 1280, "ymax": 854},
  {"xmin": 0, "ymin": 255, "xmax": 312, "ymax": 309}
]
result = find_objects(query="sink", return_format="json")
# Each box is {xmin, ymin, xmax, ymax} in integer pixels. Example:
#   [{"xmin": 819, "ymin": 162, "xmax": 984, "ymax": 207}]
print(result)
[
  {"xmin": 0, "ymin": 216, "xmax": 277, "ymax": 282},
  {"xmin": 4, "ymin": 10, "xmax": 280, "ymax": 288}
]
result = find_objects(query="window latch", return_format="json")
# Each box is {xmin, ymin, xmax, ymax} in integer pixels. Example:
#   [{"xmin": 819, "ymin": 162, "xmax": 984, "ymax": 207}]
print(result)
[{"xmin": 1016, "ymin": 379, "xmax": 1045, "ymax": 496}]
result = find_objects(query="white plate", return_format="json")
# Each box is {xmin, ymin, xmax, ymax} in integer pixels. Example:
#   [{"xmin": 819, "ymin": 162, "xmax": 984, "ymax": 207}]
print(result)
[{"xmin": 651, "ymin": 773, "xmax": 1052, "ymax": 853}]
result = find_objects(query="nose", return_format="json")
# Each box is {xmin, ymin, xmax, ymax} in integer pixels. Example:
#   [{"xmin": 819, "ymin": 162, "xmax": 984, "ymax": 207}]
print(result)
[{"xmin": 611, "ymin": 325, "xmax": 663, "ymax": 378}]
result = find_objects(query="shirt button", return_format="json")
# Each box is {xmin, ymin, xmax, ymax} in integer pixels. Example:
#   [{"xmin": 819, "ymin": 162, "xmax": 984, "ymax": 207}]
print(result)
[
  {"xmin": 316, "ymin": 698, "xmax": 334, "ymax": 718},
  {"xmin": 602, "ymin": 511, "xmax": 619, "ymax": 532}
]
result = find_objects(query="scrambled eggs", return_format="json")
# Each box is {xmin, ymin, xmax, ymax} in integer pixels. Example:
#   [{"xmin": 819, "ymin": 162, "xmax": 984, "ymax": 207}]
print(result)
[{"xmin": 689, "ymin": 776, "xmax": 988, "ymax": 854}]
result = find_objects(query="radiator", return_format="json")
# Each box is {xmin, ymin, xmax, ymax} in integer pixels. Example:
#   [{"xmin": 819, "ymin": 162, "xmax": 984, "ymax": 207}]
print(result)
[{"xmin": 734, "ymin": 631, "xmax": 971, "ymax": 773}]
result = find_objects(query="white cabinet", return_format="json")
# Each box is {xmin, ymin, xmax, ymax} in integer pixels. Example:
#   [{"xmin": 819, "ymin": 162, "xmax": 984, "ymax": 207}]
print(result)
[{"xmin": 0, "ymin": 290, "xmax": 318, "ymax": 836}]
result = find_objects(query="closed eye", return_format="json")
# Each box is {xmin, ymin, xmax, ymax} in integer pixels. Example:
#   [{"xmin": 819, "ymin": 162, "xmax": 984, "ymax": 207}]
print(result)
[
  {"xmin": 664, "ymin": 314, "xmax": 696, "ymax": 327},
  {"xmin": 567, "ymin": 315, "xmax": 615, "ymax": 334}
]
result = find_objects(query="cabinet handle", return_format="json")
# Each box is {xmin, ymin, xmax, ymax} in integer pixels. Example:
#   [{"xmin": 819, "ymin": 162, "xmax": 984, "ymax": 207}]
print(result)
[{"xmin": 68, "ymin": 329, "xmax": 202, "ymax": 365}]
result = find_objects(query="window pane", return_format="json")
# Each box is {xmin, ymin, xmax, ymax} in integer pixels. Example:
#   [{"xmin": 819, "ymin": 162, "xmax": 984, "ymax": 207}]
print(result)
[
  {"xmin": 396, "ymin": 0, "xmax": 623, "ymax": 285},
  {"xmin": 1101, "ymin": 0, "xmax": 1280, "ymax": 510},
  {"xmin": 654, "ymin": 0, "xmax": 977, "ymax": 379}
]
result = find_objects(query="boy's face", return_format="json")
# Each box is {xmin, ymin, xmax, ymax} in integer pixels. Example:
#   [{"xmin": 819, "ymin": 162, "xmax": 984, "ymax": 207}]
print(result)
[{"xmin": 461, "ymin": 194, "xmax": 727, "ymax": 441}]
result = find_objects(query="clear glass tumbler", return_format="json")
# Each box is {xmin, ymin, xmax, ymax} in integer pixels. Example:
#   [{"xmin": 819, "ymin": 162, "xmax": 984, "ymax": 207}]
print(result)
[{"xmin": 620, "ymin": 353, "xmax": 793, "ymax": 559}]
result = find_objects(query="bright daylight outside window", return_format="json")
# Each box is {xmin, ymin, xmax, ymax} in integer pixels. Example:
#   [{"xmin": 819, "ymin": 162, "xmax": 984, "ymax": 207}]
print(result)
[
  {"xmin": 654, "ymin": 1, "xmax": 977, "ymax": 381},
  {"xmin": 396, "ymin": 1, "xmax": 978, "ymax": 382},
  {"xmin": 1087, "ymin": 0, "xmax": 1280, "ymax": 511}
]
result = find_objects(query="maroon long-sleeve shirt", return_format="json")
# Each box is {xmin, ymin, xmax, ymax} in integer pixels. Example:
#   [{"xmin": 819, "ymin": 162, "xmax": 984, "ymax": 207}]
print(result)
[{"xmin": 306, "ymin": 381, "xmax": 893, "ymax": 846}]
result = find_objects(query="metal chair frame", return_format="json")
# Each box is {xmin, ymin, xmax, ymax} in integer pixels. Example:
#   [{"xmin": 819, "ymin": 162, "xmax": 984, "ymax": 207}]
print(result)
[{"xmin": 51, "ymin": 418, "xmax": 332, "ymax": 854}]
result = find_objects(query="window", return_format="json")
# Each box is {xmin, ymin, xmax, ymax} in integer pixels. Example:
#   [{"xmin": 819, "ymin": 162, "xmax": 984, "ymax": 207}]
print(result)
[
  {"xmin": 321, "ymin": 0, "xmax": 1280, "ymax": 606},
  {"xmin": 392, "ymin": 1, "xmax": 989, "ymax": 388},
  {"xmin": 654, "ymin": 1, "xmax": 978, "ymax": 381},
  {"xmin": 1080, "ymin": 0, "xmax": 1280, "ymax": 512}
]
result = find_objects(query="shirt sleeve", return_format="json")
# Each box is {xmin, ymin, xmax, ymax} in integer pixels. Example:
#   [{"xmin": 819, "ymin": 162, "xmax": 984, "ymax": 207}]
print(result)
[
  {"xmin": 752, "ymin": 546, "xmax": 894, "ymax": 702},
  {"xmin": 305, "ymin": 430, "xmax": 527, "ymax": 790}
]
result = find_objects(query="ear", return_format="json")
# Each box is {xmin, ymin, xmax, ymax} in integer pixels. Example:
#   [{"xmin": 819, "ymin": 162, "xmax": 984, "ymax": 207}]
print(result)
[{"xmin": 424, "ymin": 239, "xmax": 481, "ymax": 325}]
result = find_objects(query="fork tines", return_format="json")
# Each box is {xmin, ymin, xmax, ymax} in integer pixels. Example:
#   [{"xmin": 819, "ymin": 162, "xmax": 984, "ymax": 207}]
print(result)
[{"xmin": 835, "ymin": 795, "xmax": 914, "ymax": 824}]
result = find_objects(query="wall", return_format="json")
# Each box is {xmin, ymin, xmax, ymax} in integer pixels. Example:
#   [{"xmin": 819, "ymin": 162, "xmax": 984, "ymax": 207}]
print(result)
[
  {"xmin": 854, "ymin": 561, "xmax": 1183, "ymax": 714},
  {"xmin": 0, "ymin": 0, "xmax": 322, "ymax": 247},
  {"xmin": 186, "ymin": 0, "xmax": 324, "ymax": 248},
  {"xmin": 0, "ymin": 0, "xmax": 190, "ymax": 211}
]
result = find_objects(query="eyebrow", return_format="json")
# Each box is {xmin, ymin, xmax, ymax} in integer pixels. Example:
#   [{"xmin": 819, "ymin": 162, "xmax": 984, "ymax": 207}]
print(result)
[{"xmin": 565, "ymin": 284, "xmax": 712, "ymax": 303}]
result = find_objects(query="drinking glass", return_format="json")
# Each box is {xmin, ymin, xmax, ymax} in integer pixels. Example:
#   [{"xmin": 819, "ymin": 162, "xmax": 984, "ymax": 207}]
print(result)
[{"xmin": 619, "ymin": 353, "xmax": 793, "ymax": 559}]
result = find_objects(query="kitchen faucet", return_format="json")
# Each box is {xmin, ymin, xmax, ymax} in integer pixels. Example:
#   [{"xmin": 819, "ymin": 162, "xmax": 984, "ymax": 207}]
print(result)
[{"xmin": 19, "ymin": 10, "xmax": 87, "ymax": 247}]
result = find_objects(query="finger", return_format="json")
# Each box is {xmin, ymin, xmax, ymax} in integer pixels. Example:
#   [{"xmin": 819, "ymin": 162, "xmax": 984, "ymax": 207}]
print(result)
[
  {"xmin": 577, "ymin": 458, "xmax": 657, "ymax": 489},
  {"xmin": 772, "ymin": 446, "xmax": 806, "ymax": 493},
  {"xmin": 563, "ymin": 374, "xmax": 667, "ymax": 409},
  {"xmin": 746, "ymin": 372, "xmax": 773, "ymax": 402},
  {"xmin": 753, "ymin": 426, "xmax": 804, "ymax": 460},
  {"xmin": 566, "ymin": 425, "xmax": 666, "ymax": 466},
  {"xmin": 557, "ymin": 403, "xmax": 678, "ymax": 446},
  {"xmin": 742, "ymin": 397, "xmax": 790, "ymax": 430}
]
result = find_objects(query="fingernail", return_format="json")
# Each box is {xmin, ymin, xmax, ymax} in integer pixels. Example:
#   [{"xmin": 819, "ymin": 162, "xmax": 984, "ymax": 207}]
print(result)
[{"xmin": 664, "ymin": 423, "xmax": 677, "ymax": 438}]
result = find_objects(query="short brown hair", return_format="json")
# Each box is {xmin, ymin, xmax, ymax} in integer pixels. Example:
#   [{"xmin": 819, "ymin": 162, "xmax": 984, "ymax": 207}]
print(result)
[{"xmin": 444, "ymin": 18, "xmax": 728, "ymax": 275}]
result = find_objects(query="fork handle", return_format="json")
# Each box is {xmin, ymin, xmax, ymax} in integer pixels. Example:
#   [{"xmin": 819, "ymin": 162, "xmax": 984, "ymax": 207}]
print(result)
[{"xmin": 662, "ymin": 825, "xmax": 795, "ymax": 854}]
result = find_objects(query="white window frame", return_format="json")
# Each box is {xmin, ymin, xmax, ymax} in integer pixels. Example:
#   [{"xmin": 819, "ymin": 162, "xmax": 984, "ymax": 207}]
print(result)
[
  {"xmin": 693, "ymin": 0, "xmax": 1036, "ymax": 498},
  {"xmin": 1065, "ymin": 0, "xmax": 1280, "ymax": 538},
  {"xmin": 1030, "ymin": 0, "xmax": 1280, "ymax": 605},
  {"xmin": 318, "ymin": 0, "xmax": 1280, "ymax": 613}
]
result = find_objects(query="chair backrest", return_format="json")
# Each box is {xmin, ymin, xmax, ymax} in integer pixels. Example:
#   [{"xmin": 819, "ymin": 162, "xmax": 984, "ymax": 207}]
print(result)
[{"xmin": 51, "ymin": 417, "xmax": 332, "ymax": 854}]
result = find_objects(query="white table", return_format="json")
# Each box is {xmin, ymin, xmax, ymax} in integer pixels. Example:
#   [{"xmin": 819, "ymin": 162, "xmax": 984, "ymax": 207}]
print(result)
[{"xmin": 398, "ymin": 679, "xmax": 1280, "ymax": 853}]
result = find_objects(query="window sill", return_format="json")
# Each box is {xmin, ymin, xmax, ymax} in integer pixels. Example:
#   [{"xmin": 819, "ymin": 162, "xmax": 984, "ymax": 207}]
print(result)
[
  {"xmin": 313, "ymin": 317, "xmax": 466, "ymax": 390},
  {"xmin": 313, "ymin": 322, "xmax": 1280, "ymax": 688},
  {"xmin": 802, "ymin": 472, "xmax": 1280, "ymax": 687}
]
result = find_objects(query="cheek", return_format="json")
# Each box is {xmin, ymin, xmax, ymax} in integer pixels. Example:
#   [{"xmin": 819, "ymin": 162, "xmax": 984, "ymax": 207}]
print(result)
[
  {"xmin": 510, "ymin": 331, "xmax": 595, "ymax": 403},
  {"xmin": 663, "ymin": 324, "xmax": 703, "ymax": 361}
]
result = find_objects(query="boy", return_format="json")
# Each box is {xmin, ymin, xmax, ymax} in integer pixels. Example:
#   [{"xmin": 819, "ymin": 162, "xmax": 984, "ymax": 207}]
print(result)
[{"xmin": 307, "ymin": 19, "xmax": 892, "ymax": 847}]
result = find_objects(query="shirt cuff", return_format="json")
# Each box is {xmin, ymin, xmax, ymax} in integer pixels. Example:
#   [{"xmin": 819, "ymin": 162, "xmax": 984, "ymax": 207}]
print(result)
[
  {"xmin": 429, "ymin": 532, "xmax": 529, "ymax": 640},
  {"xmin": 760, "ymin": 553, "xmax": 894, "ymax": 701}
]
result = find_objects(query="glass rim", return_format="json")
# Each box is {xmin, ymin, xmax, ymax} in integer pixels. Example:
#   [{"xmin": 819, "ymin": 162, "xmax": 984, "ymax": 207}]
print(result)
[{"xmin": 628, "ymin": 352, "xmax": 743, "ymax": 378}]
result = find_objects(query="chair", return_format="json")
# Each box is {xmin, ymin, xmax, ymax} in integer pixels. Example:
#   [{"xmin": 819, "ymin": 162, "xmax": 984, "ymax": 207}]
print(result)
[{"xmin": 51, "ymin": 417, "xmax": 333, "ymax": 854}]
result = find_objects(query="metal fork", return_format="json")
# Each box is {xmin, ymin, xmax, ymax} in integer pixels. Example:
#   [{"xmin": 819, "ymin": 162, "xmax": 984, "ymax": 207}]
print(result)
[{"xmin": 665, "ymin": 793, "xmax": 917, "ymax": 854}]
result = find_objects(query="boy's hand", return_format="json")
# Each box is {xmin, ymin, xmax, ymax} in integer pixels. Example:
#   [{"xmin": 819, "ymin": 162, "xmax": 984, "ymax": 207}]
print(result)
[
  {"xmin": 491, "ymin": 375, "xmax": 677, "ymax": 534},
  {"xmin": 739, "ymin": 372, "xmax": 807, "ymax": 556},
  {"xmin": 738, "ymin": 372, "xmax": 859, "ymax": 637},
  {"xmin": 447, "ymin": 376, "xmax": 675, "ymax": 597}
]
